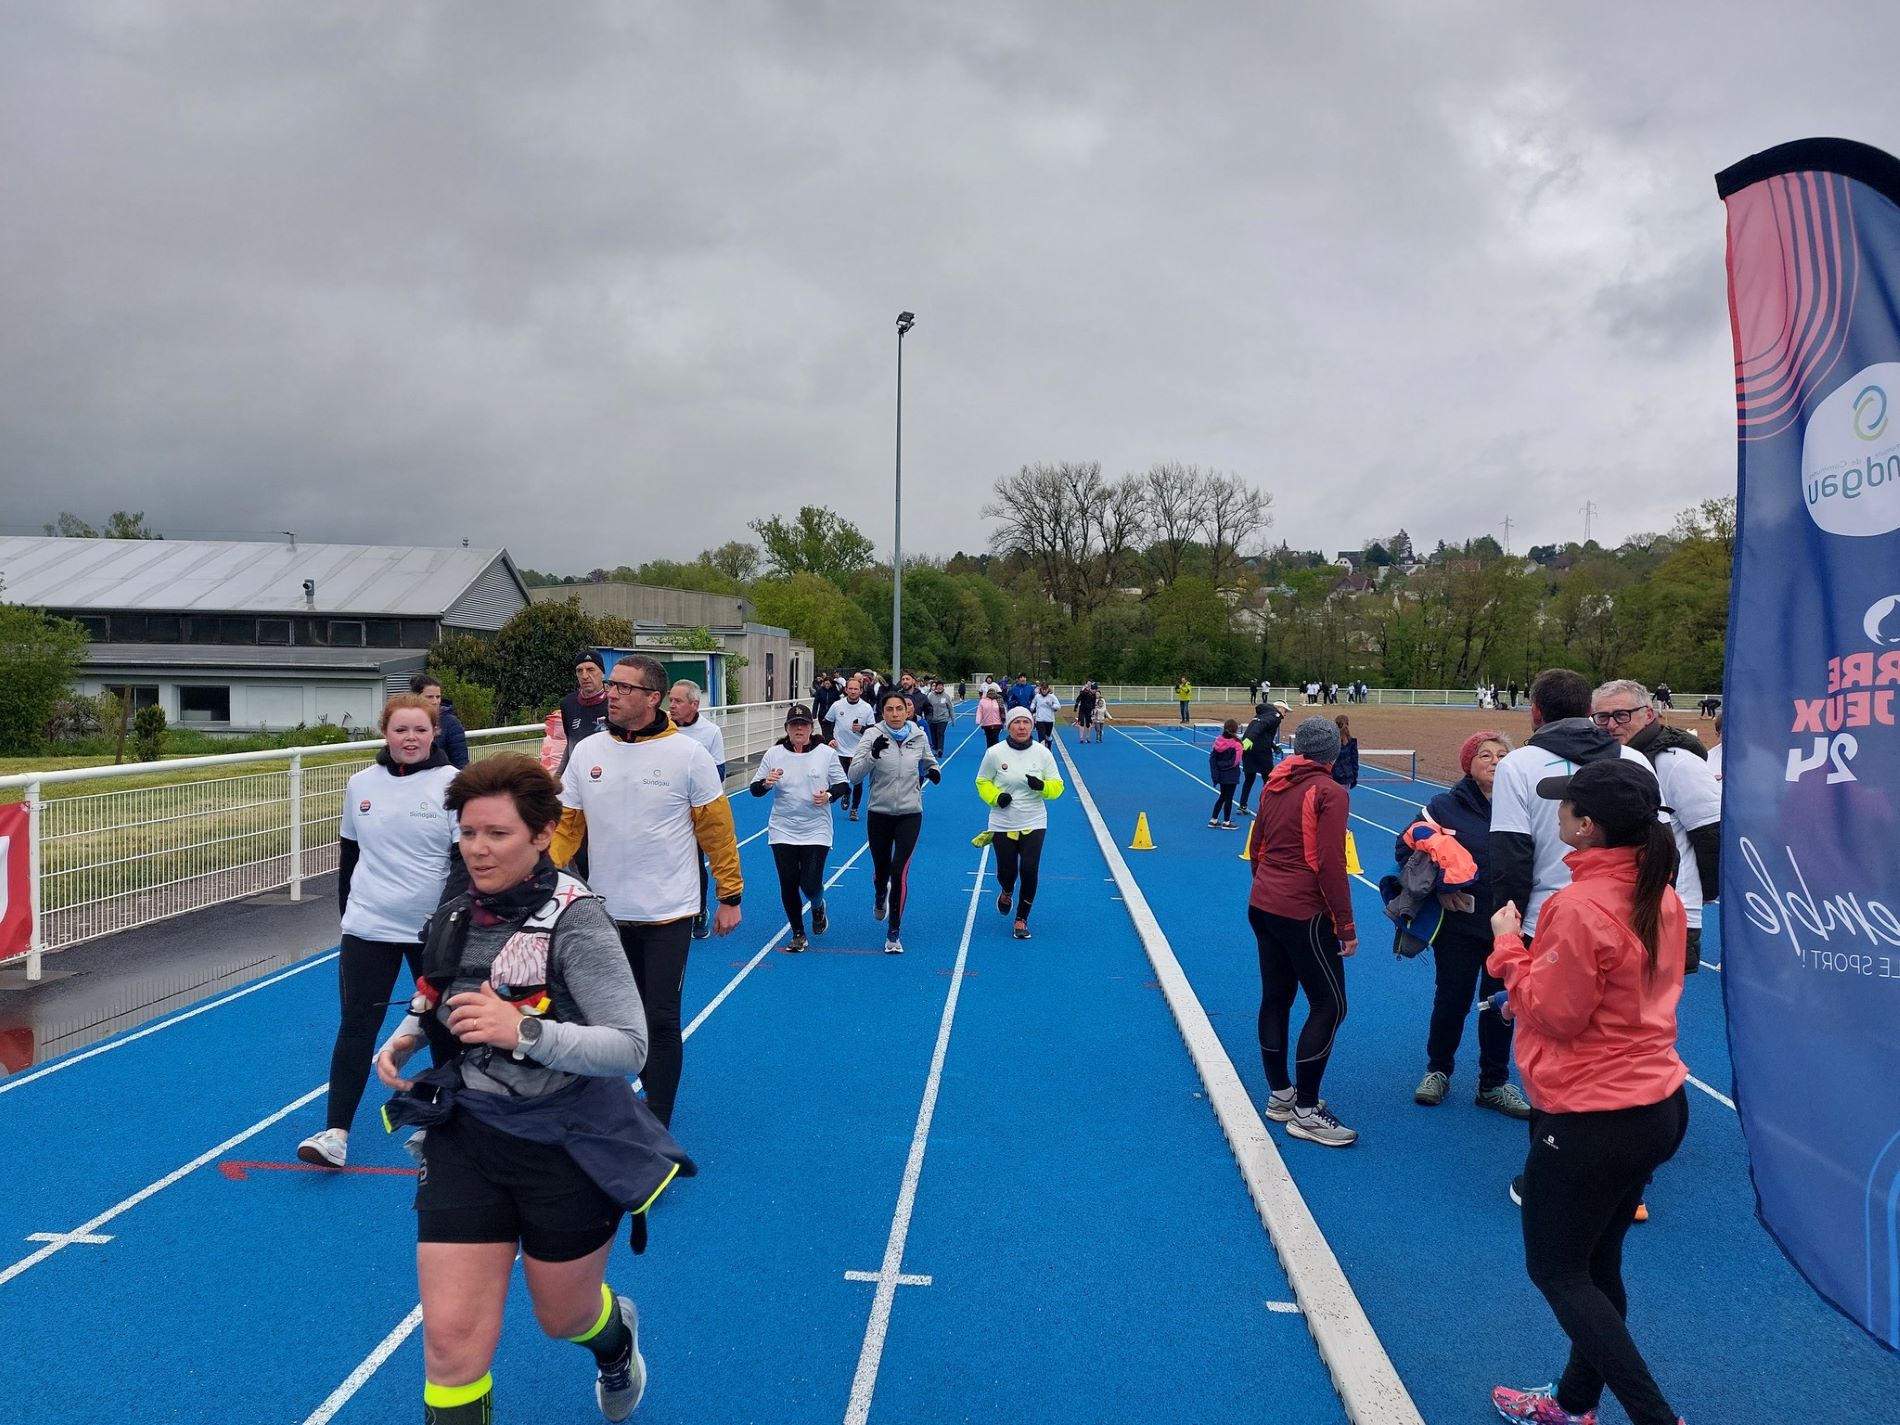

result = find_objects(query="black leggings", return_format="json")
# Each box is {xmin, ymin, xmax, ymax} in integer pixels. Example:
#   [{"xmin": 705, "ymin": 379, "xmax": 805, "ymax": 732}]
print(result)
[
  {"xmin": 616, "ymin": 917, "xmax": 692, "ymax": 1127},
  {"xmin": 1239, "ymin": 768, "xmax": 1263, "ymax": 807},
  {"xmin": 993, "ymin": 828, "xmax": 1046, "ymax": 921},
  {"xmin": 982, "ymin": 725, "xmax": 1001, "ymax": 747},
  {"xmin": 325, "ymin": 933, "xmax": 420, "ymax": 1131},
  {"xmin": 1248, "ymin": 907, "xmax": 1348, "ymax": 1108},
  {"xmin": 1210, "ymin": 784, "xmax": 1237, "ymax": 821},
  {"xmin": 1522, "ymin": 1087, "xmax": 1689, "ymax": 1424},
  {"xmin": 866, "ymin": 811, "xmax": 922, "ymax": 936},
  {"xmin": 771, "ymin": 842, "xmax": 829, "ymax": 934},
  {"xmin": 1034, "ymin": 721, "xmax": 1053, "ymax": 745},
  {"xmin": 1426, "ymin": 936, "xmax": 1513, "ymax": 1089}
]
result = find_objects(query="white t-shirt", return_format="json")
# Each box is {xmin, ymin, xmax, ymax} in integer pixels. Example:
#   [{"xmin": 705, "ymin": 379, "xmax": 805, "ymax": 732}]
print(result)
[
  {"xmin": 1490, "ymin": 739, "xmax": 1654, "ymax": 936},
  {"xmin": 674, "ymin": 714, "xmax": 727, "ymax": 773},
  {"xmin": 756, "ymin": 742, "xmax": 847, "ymax": 847},
  {"xmin": 1032, "ymin": 692, "xmax": 1061, "ymax": 723},
  {"xmin": 560, "ymin": 728, "xmax": 725, "ymax": 923},
  {"xmin": 1707, "ymin": 743, "xmax": 1724, "ymax": 781},
  {"xmin": 825, "ymin": 697, "xmax": 877, "ymax": 757},
  {"xmin": 339, "ymin": 761, "xmax": 459, "ymax": 942},
  {"xmin": 1649, "ymin": 745, "xmax": 1723, "ymax": 929},
  {"xmin": 977, "ymin": 738, "xmax": 1062, "ymax": 833}
]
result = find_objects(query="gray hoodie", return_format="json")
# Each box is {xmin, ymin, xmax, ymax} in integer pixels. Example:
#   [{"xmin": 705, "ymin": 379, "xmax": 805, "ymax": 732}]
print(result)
[{"xmin": 849, "ymin": 723, "xmax": 941, "ymax": 815}]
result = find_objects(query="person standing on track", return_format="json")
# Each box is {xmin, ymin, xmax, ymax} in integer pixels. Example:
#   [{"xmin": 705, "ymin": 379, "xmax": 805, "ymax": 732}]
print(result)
[
  {"xmin": 976, "ymin": 705, "xmax": 1065, "ymax": 939},
  {"xmin": 849, "ymin": 689, "xmax": 941, "ymax": 954},
  {"xmin": 1208, "ymin": 718, "xmax": 1244, "ymax": 828},
  {"xmin": 1032, "ymin": 680, "xmax": 1061, "ymax": 745},
  {"xmin": 668, "ymin": 680, "xmax": 728, "ymax": 943},
  {"xmin": 1238, "ymin": 700, "xmax": 1288, "ymax": 813},
  {"xmin": 1486, "ymin": 759, "xmax": 1689, "ymax": 1425},
  {"xmin": 375, "ymin": 754, "xmax": 687, "ymax": 1425},
  {"xmin": 751, "ymin": 704, "xmax": 850, "ymax": 952},
  {"xmin": 823, "ymin": 674, "xmax": 877, "ymax": 822},
  {"xmin": 298, "ymin": 694, "xmax": 459, "ymax": 1168},
  {"xmin": 976, "ymin": 686, "xmax": 1005, "ymax": 747},
  {"xmin": 1330, "ymin": 714, "xmax": 1360, "ymax": 788},
  {"xmin": 1245, "ymin": 717, "xmax": 1358, "ymax": 1147},
  {"xmin": 1174, "ymin": 675, "xmax": 1193, "ymax": 724},
  {"xmin": 550, "ymin": 655, "xmax": 741, "ymax": 1129}
]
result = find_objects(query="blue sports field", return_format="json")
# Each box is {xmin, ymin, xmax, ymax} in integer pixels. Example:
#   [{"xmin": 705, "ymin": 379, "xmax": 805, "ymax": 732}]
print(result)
[{"xmin": 1, "ymin": 716, "xmax": 1894, "ymax": 1423}]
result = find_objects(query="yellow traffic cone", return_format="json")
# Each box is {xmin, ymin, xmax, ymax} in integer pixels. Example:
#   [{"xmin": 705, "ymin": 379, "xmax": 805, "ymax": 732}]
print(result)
[
  {"xmin": 1130, "ymin": 812, "xmax": 1156, "ymax": 850},
  {"xmin": 1344, "ymin": 829, "xmax": 1364, "ymax": 876},
  {"xmin": 1238, "ymin": 835, "xmax": 1252, "ymax": 861}
]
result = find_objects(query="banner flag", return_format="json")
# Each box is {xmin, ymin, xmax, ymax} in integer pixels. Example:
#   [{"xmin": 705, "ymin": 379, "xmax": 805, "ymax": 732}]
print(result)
[
  {"xmin": 1716, "ymin": 137, "xmax": 1900, "ymax": 1352},
  {"xmin": 0, "ymin": 802, "xmax": 29, "ymax": 964}
]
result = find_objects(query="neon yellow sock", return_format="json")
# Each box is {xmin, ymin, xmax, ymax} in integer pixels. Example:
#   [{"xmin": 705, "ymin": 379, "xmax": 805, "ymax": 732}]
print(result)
[{"xmin": 423, "ymin": 1372, "xmax": 492, "ymax": 1423}]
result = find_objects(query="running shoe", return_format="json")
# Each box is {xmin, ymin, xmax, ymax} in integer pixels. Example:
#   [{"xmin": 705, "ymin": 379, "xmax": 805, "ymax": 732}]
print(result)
[
  {"xmin": 995, "ymin": 889, "xmax": 1012, "ymax": 915},
  {"xmin": 1208, "ymin": 818, "xmax": 1220, "ymax": 828},
  {"xmin": 595, "ymin": 1293, "xmax": 647, "ymax": 1422},
  {"xmin": 1286, "ymin": 1105, "xmax": 1357, "ymax": 1147},
  {"xmin": 811, "ymin": 901, "xmax": 828, "ymax": 935},
  {"xmin": 1414, "ymin": 1070, "xmax": 1449, "ymax": 1106},
  {"xmin": 1489, "ymin": 1383, "xmax": 1596, "ymax": 1423},
  {"xmin": 1476, "ymin": 1082, "xmax": 1532, "ymax": 1119},
  {"xmin": 1263, "ymin": 1088, "xmax": 1323, "ymax": 1123},
  {"xmin": 884, "ymin": 935, "xmax": 904, "ymax": 955},
  {"xmin": 297, "ymin": 1128, "xmax": 347, "ymax": 1167},
  {"xmin": 873, "ymin": 892, "xmax": 887, "ymax": 922},
  {"xmin": 1013, "ymin": 920, "xmax": 1031, "ymax": 940},
  {"xmin": 849, "ymin": 808, "xmax": 858, "ymax": 822},
  {"xmin": 785, "ymin": 933, "xmax": 808, "ymax": 953},
  {"xmin": 1509, "ymin": 1174, "xmax": 1525, "ymax": 1207},
  {"xmin": 1221, "ymin": 821, "xmax": 1237, "ymax": 829}
]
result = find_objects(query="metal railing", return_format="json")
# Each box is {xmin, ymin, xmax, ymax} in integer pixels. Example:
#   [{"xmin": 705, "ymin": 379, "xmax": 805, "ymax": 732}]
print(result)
[
  {"xmin": 1040, "ymin": 684, "xmax": 1715, "ymax": 709},
  {"xmin": 0, "ymin": 699, "xmax": 794, "ymax": 978}
]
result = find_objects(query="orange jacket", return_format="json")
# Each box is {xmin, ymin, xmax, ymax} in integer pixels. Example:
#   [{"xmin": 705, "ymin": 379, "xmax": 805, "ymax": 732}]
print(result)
[
  {"xmin": 1487, "ymin": 846, "xmax": 1687, "ymax": 1113},
  {"xmin": 1246, "ymin": 756, "xmax": 1354, "ymax": 940}
]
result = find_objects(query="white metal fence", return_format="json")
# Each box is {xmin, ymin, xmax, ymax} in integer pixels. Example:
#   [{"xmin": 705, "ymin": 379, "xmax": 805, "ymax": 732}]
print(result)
[
  {"xmin": 1044, "ymin": 684, "xmax": 1716, "ymax": 709},
  {"xmin": 0, "ymin": 700, "xmax": 795, "ymax": 978}
]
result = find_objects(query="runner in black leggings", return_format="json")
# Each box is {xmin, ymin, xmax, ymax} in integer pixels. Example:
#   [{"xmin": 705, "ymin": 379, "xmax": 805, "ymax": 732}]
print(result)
[
  {"xmin": 975, "ymin": 706, "xmax": 1065, "ymax": 939},
  {"xmin": 751, "ymin": 704, "xmax": 850, "ymax": 951},
  {"xmin": 849, "ymin": 690, "xmax": 940, "ymax": 954}
]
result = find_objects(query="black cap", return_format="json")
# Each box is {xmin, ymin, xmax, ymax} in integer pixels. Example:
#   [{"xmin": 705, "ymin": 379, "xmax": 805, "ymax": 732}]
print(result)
[
  {"xmin": 784, "ymin": 703, "xmax": 815, "ymax": 725},
  {"xmin": 575, "ymin": 650, "xmax": 604, "ymax": 670},
  {"xmin": 1536, "ymin": 759, "xmax": 1661, "ymax": 836}
]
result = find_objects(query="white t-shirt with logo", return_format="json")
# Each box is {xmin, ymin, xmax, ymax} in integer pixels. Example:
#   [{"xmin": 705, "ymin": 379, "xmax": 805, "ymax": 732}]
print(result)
[
  {"xmin": 339, "ymin": 762, "xmax": 459, "ymax": 942},
  {"xmin": 560, "ymin": 729, "xmax": 725, "ymax": 923},
  {"xmin": 1650, "ymin": 745, "xmax": 1724, "ymax": 929},
  {"xmin": 675, "ymin": 714, "xmax": 727, "ymax": 773},
  {"xmin": 1490, "ymin": 741, "xmax": 1654, "ymax": 936},
  {"xmin": 825, "ymin": 697, "xmax": 877, "ymax": 757},
  {"xmin": 755, "ymin": 743, "xmax": 848, "ymax": 847}
]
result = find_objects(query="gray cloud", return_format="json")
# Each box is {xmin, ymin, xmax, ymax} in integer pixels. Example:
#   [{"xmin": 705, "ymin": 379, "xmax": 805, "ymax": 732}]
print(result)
[{"xmin": 2, "ymin": 1, "xmax": 1896, "ymax": 568}]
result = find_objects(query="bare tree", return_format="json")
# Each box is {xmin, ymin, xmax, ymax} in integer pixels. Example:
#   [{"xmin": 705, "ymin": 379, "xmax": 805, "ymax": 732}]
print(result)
[
  {"xmin": 1087, "ymin": 475, "xmax": 1150, "ymax": 599},
  {"xmin": 1140, "ymin": 462, "xmax": 1212, "ymax": 588},
  {"xmin": 1202, "ymin": 471, "xmax": 1272, "ymax": 587},
  {"xmin": 984, "ymin": 462, "xmax": 1105, "ymax": 615}
]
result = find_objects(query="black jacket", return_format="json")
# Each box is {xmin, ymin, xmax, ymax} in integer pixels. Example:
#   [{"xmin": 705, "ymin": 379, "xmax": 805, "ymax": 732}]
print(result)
[
  {"xmin": 1241, "ymin": 708, "xmax": 1283, "ymax": 775},
  {"xmin": 1393, "ymin": 774, "xmax": 1496, "ymax": 949},
  {"xmin": 557, "ymin": 689, "xmax": 611, "ymax": 773},
  {"xmin": 1489, "ymin": 717, "xmax": 1627, "ymax": 930}
]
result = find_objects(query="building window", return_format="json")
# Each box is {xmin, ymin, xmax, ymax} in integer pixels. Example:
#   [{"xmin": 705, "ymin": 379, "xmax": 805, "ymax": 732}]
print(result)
[
  {"xmin": 257, "ymin": 619, "xmax": 292, "ymax": 646},
  {"xmin": 364, "ymin": 619, "xmax": 400, "ymax": 647},
  {"xmin": 75, "ymin": 615, "xmax": 108, "ymax": 640},
  {"xmin": 328, "ymin": 621, "xmax": 366, "ymax": 647},
  {"xmin": 179, "ymin": 686, "xmax": 232, "ymax": 723},
  {"xmin": 102, "ymin": 684, "xmax": 160, "ymax": 711},
  {"xmin": 123, "ymin": 613, "xmax": 182, "ymax": 643}
]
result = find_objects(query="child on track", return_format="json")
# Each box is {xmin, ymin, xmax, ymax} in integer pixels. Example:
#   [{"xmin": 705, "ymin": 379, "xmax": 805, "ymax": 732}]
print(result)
[{"xmin": 1208, "ymin": 719, "xmax": 1244, "ymax": 827}]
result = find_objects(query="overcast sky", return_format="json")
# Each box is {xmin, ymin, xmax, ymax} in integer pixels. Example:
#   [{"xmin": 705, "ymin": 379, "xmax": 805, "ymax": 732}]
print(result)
[{"xmin": 4, "ymin": 2, "xmax": 1897, "ymax": 572}]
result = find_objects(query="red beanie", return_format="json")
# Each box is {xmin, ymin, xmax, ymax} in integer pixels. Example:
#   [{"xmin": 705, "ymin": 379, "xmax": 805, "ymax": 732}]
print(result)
[{"xmin": 1460, "ymin": 730, "xmax": 1507, "ymax": 775}]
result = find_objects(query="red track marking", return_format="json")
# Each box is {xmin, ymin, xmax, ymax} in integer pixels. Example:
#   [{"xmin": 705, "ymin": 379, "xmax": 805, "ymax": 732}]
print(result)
[{"xmin": 219, "ymin": 1160, "xmax": 418, "ymax": 1181}]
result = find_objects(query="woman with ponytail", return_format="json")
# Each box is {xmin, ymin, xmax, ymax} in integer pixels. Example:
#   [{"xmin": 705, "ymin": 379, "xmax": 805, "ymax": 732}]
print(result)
[{"xmin": 1483, "ymin": 758, "xmax": 1690, "ymax": 1425}]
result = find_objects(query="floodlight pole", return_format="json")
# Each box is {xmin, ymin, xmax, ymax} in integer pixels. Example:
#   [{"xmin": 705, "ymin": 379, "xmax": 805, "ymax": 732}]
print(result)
[{"xmin": 892, "ymin": 311, "xmax": 915, "ymax": 682}]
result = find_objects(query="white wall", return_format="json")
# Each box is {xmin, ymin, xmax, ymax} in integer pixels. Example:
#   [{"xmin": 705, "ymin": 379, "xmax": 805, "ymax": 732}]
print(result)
[{"xmin": 76, "ymin": 675, "xmax": 385, "ymax": 732}]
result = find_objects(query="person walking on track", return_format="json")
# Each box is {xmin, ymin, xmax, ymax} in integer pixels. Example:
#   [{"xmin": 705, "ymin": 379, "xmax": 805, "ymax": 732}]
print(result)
[
  {"xmin": 374, "ymin": 754, "xmax": 690, "ymax": 1425},
  {"xmin": 298, "ymin": 694, "xmax": 459, "ymax": 1168},
  {"xmin": 925, "ymin": 679, "xmax": 954, "ymax": 756},
  {"xmin": 1073, "ymin": 680, "xmax": 1101, "ymax": 743},
  {"xmin": 1208, "ymin": 718, "xmax": 1244, "ymax": 828},
  {"xmin": 1486, "ymin": 758, "xmax": 1690, "ymax": 1425},
  {"xmin": 823, "ymin": 674, "xmax": 877, "ymax": 822},
  {"xmin": 1245, "ymin": 717, "xmax": 1358, "ymax": 1147},
  {"xmin": 751, "ymin": 704, "xmax": 849, "ymax": 952},
  {"xmin": 550, "ymin": 654, "xmax": 741, "ymax": 1129},
  {"xmin": 849, "ymin": 688, "xmax": 942, "ymax": 954},
  {"xmin": 977, "ymin": 705, "xmax": 1066, "ymax": 939},
  {"xmin": 1238, "ymin": 700, "xmax": 1288, "ymax": 812},
  {"xmin": 556, "ymin": 651, "xmax": 611, "ymax": 774},
  {"xmin": 1032, "ymin": 681, "xmax": 1061, "ymax": 745},
  {"xmin": 976, "ymin": 686, "xmax": 1006, "ymax": 746},
  {"xmin": 668, "ymin": 679, "xmax": 728, "ymax": 942}
]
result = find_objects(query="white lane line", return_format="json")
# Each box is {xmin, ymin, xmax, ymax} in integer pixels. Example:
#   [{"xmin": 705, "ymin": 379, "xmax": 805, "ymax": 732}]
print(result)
[
  {"xmin": 26, "ymin": 1231, "xmax": 112, "ymax": 1245},
  {"xmin": 842, "ymin": 844, "xmax": 989, "ymax": 1425},
  {"xmin": 1687, "ymin": 1074, "xmax": 1736, "ymax": 1111},
  {"xmin": 0, "ymin": 1083, "xmax": 326, "ymax": 1288},
  {"xmin": 1056, "ymin": 736, "xmax": 1425, "ymax": 1425},
  {"xmin": 304, "ymin": 722, "xmax": 994, "ymax": 1425},
  {"xmin": 0, "ymin": 953, "xmax": 340, "ymax": 1097},
  {"xmin": 1114, "ymin": 732, "xmax": 1383, "ymax": 891},
  {"xmin": 843, "ymin": 1270, "xmax": 932, "ymax": 1286},
  {"xmin": 1265, "ymin": 1299, "xmax": 1303, "ymax": 1314}
]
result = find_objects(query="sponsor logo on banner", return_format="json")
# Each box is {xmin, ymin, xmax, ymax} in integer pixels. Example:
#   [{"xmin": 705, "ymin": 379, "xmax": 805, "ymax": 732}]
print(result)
[
  {"xmin": 0, "ymin": 804, "xmax": 32, "ymax": 961},
  {"xmin": 1801, "ymin": 361, "xmax": 1900, "ymax": 535}
]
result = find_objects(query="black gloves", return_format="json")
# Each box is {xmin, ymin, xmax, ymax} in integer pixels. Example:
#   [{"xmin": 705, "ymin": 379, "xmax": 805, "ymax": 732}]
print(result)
[
  {"xmin": 871, "ymin": 733, "xmax": 890, "ymax": 759},
  {"xmin": 1025, "ymin": 775, "xmax": 1044, "ymax": 791},
  {"xmin": 924, "ymin": 767, "xmax": 940, "ymax": 784},
  {"xmin": 994, "ymin": 791, "xmax": 1013, "ymax": 808}
]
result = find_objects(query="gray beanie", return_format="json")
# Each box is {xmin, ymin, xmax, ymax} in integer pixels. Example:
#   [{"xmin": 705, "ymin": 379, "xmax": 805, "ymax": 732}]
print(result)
[{"xmin": 1293, "ymin": 716, "xmax": 1341, "ymax": 765}]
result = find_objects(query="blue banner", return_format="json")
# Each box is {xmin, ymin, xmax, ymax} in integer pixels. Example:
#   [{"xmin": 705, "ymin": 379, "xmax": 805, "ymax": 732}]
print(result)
[{"xmin": 1717, "ymin": 137, "xmax": 1900, "ymax": 1352}]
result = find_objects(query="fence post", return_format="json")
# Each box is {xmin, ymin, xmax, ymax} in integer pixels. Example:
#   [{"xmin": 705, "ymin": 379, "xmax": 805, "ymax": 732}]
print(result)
[
  {"xmin": 25, "ymin": 779, "xmax": 43, "ymax": 981},
  {"xmin": 288, "ymin": 752, "xmax": 304, "ymax": 903}
]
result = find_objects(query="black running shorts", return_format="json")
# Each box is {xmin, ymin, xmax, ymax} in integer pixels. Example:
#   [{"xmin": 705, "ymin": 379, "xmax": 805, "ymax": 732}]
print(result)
[{"xmin": 415, "ymin": 1113, "xmax": 621, "ymax": 1262}]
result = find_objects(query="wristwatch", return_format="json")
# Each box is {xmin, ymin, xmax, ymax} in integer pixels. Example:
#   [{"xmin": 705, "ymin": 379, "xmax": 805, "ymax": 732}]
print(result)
[{"xmin": 512, "ymin": 1014, "xmax": 544, "ymax": 1061}]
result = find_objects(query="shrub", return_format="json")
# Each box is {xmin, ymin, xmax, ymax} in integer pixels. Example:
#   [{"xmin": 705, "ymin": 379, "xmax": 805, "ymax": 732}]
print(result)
[
  {"xmin": 282, "ymin": 721, "xmax": 352, "ymax": 747},
  {"xmin": 433, "ymin": 671, "xmax": 497, "ymax": 730},
  {"xmin": 43, "ymin": 692, "xmax": 107, "ymax": 743},
  {"xmin": 132, "ymin": 704, "xmax": 168, "ymax": 763},
  {"xmin": 0, "ymin": 606, "xmax": 90, "ymax": 756}
]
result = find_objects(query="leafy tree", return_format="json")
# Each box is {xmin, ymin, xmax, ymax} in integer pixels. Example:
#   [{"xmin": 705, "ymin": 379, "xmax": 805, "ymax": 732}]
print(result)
[
  {"xmin": 42, "ymin": 510, "xmax": 161, "ymax": 538},
  {"xmin": 429, "ymin": 632, "xmax": 497, "ymax": 685},
  {"xmin": 432, "ymin": 670, "xmax": 496, "ymax": 730},
  {"xmin": 483, "ymin": 599, "xmax": 633, "ymax": 722},
  {"xmin": 132, "ymin": 704, "xmax": 168, "ymax": 763},
  {"xmin": 750, "ymin": 506, "xmax": 878, "ymax": 584},
  {"xmin": 0, "ymin": 606, "xmax": 90, "ymax": 755},
  {"xmin": 702, "ymin": 541, "xmax": 761, "ymax": 582},
  {"xmin": 1363, "ymin": 542, "xmax": 1392, "ymax": 568},
  {"xmin": 751, "ymin": 572, "xmax": 881, "ymax": 669}
]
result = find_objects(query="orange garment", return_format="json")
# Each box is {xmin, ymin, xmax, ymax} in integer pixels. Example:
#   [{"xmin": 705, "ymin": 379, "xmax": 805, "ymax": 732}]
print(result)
[
  {"xmin": 1487, "ymin": 846, "xmax": 1687, "ymax": 1114},
  {"xmin": 1400, "ymin": 820, "xmax": 1478, "ymax": 885}
]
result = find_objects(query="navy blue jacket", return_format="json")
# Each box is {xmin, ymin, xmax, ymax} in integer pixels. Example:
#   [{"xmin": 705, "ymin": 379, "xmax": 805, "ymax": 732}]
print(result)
[
  {"xmin": 1392, "ymin": 774, "xmax": 1496, "ymax": 949},
  {"xmin": 434, "ymin": 702, "xmax": 470, "ymax": 768}
]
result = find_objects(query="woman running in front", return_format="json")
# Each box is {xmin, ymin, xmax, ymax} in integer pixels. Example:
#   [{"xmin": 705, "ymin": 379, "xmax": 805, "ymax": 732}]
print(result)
[
  {"xmin": 975, "ymin": 705, "xmax": 1065, "ymax": 939},
  {"xmin": 298, "ymin": 694, "xmax": 458, "ymax": 1168},
  {"xmin": 1486, "ymin": 758, "xmax": 1689, "ymax": 1425},
  {"xmin": 375, "ymin": 755, "xmax": 677, "ymax": 1424},
  {"xmin": 848, "ymin": 689, "xmax": 941, "ymax": 953},
  {"xmin": 1245, "ymin": 716, "xmax": 1357, "ymax": 1145},
  {"xmin": 751, "ymin": 703, "xmax": 850, "ymax": 952}
]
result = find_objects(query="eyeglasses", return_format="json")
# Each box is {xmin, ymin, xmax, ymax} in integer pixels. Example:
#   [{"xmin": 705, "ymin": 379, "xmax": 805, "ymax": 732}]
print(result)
[
  {"xmin": 1590, "ymin": 707, "xmax": 1645, "ymax": 726},
  {"xmin": 605, "ymin": 681, "xmax": 662, "ymax": 696}
]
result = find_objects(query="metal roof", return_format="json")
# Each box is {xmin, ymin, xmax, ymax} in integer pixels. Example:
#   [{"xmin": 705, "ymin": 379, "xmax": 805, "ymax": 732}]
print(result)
[
  {"xmin": 81, "ymin": 643, "xmax": 424, "ymax": 674},
  {"xmin": 0, "ymin": 537, "xmax": 526, "ymax": 616}
]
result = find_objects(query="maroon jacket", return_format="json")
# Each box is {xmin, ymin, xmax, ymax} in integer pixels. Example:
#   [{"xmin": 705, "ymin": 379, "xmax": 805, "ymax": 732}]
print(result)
[{"xmin": 1246, "ymin": 755, "xmax": 1355, "ymax": 940}]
